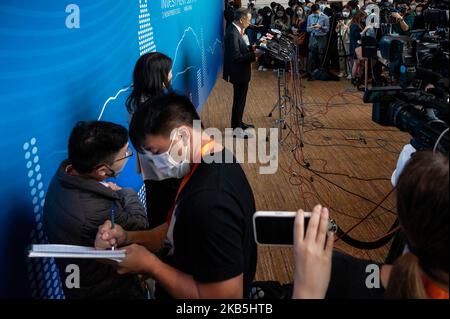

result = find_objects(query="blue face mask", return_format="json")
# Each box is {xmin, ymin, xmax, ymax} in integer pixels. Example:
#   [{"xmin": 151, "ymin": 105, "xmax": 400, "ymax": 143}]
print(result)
[
  {"xmin": 320, "ymin": 4, "xmax": 326, "ymax": 11},
  {"xmin": 304, "ymin": 6, "xmax": 310, "ymax": 12}
]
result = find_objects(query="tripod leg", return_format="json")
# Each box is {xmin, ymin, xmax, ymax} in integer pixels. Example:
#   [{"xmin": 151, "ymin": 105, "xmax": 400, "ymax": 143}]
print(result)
[
  {"xmin": 364, "ymin": 59, "xmax": 368, "ymax": 90},
  {"xmin": 268, "ymin": 68, "xmax": 282, "ymax": 117}
]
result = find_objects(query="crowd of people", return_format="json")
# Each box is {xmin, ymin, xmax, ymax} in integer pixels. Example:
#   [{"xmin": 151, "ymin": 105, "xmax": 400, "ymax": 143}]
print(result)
[{"xmin": 225, "ymin": 0, "xmax": 442, "ymax": 89}]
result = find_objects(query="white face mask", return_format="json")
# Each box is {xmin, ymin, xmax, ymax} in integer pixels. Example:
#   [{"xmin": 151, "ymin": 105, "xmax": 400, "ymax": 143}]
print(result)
[
  {"xmin": 343, "ymin": 11, "xmax": 350, "ymax": 17},
  {"xmin": 147, "ymin": 130, "xmax": 191, "ymax": 179},
  {"xmin": 113, "ymin": 156, "xmax": 130, "ymax": 178}
]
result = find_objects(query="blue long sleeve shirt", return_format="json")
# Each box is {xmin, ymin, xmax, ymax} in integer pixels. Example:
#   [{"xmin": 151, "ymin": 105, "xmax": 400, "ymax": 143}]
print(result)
[{"xmin": 307, "ymin": 13, "xmax": 329, "ymax": 36}]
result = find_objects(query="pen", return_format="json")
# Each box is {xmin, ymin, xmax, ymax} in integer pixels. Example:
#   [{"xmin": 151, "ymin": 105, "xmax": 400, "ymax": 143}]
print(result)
[{"xmin": 111, "ymin": 202, "xmax": 115, "ymax": 251}]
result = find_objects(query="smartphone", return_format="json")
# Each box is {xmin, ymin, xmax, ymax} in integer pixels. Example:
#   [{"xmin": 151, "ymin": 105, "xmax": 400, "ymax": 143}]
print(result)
[{"xmin": 253, "ymin": 211, "xmax": 337, "ymax": 246}]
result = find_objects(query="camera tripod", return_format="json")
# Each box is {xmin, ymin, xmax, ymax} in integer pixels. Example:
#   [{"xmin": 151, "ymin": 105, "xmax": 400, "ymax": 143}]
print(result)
[
  {"xmin": 336, "ymin": 31, "xmax": 352, "ymax": 78},
  {"xmin": 268, "ymin": 65, "xmax": 292, "ymax": 144},
  {"xmin": 267, "ymin": 47, "xmax": 305, "ymax": 145}
]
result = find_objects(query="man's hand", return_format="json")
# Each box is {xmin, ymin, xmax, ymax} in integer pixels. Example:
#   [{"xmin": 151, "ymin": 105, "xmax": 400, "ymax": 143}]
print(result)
[
  {"xmin": 313, "ymin": 24, "xmax": 321, "ymax": 29},
  {"xmin": 255, "ymin": 48, "xmax": 263, "ymax": 58},
  {"xmin": 95, "ymin": 220, "xmax": 127, "ymax": 249},
  {"xmin": 292, "ymin": 205, "xmax": 334, "ymax": 299},
  {"xmin": 106, "ymin": 182, "xmax": 122, "ymax": 191},
  {"xmin": 391, "ymin": 12, "xmax": 402, "ymax": 20},
  {"xmin": 117, "ymin": 244, "xmax": 156, "ymax": 275}
]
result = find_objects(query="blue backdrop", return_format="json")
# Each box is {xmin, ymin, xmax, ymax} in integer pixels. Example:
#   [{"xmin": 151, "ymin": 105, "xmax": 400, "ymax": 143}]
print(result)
[{"xmin": 0, "ymin": 0, "xmax": 224, "ymax": 298}]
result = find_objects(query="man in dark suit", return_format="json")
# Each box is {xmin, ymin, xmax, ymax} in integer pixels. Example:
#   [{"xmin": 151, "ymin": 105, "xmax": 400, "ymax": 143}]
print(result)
[{"xmin": 223, "ymin": 8, "xmax": 262, "ymax": 139}]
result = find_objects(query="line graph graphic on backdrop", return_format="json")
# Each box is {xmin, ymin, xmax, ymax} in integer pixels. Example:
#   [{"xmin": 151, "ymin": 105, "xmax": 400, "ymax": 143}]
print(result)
[{"xmin": 98, "ymin": 25, "xmax": 223, "ymax": 121}]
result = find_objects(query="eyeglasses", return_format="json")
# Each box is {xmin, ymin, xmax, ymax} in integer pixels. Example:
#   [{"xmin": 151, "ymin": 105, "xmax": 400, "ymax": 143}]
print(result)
[{"xmin": 113, "ymin": 146, "xmax": 134, "ymax": 163}]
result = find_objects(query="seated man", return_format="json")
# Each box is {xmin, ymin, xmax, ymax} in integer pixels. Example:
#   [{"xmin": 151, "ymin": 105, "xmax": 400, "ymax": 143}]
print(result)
[
  {"xmin": 95, "ymin": 93, "xmax": 257, "ymax": 299},
  {"xmin": 43, "ymin": 121, "xmax": 149, "ymax": 299}
]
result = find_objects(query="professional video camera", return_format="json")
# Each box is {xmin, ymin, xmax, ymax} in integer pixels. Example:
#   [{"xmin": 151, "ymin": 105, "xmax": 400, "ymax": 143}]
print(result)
[
  {"xmin": 364, "ymin": 29, "xmax": 449, "ymax": 154},
  {"xmin": 379, "ymin": 0, "xmax": 449, "ymax": 32},
  {"xmin": 378, "ymin": 0, "xmax": 398, "ymax": 25}
]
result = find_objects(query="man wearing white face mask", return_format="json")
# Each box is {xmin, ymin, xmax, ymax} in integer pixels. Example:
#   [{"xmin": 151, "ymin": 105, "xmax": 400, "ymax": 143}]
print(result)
[
  {"xmin": 43, "ymin": 121, "xmax": 149, "ymax": 298},
  {"xmin": 95, "ymin": 94, "xmax": 257, "ymax": 299}
]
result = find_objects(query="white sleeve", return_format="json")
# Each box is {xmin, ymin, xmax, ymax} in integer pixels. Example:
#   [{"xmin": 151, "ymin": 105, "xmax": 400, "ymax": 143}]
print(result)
[{"xmin": 391, "ymin": 144, "xmax": 417, "ymax": 187}]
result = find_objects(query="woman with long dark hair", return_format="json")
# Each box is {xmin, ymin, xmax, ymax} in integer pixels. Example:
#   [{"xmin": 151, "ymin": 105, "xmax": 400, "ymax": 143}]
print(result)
[
  {"xmin": 126, "ymin": 52, "xmax": 173, "ymax": 114},
  {"xmin": 126, "ymin": 52, "xmax": 181, "ymax": 229}
]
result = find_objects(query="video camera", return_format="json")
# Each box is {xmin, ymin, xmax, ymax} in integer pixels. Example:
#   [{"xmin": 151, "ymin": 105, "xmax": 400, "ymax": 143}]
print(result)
[{"xmin": 364, "ymin": 30, "xmax": 449, "ymax": 154}]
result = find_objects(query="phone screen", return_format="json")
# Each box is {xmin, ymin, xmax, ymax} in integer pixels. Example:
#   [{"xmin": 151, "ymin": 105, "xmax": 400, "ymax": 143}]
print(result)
[{"xmin": 254, "ymin": 215, "xmax": 310, "ymax": 246}]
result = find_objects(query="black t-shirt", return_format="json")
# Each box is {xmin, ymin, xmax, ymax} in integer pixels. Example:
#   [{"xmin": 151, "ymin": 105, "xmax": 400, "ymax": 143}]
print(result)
[
  {"xmin": 157, "ymin": 148, "xmax": 257, "ymax": 299},
  {"xmin": 326, "ymin": 251, "xmax": 385, "ymax": 299}
]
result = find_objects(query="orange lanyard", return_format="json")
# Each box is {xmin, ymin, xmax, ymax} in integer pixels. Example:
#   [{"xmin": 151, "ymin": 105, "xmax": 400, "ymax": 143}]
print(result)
[
  {"xmin": 167, "ymin": 141, "xmax": 215, "ymax": 224},
  {"xmin": 422, "ymin": 275, "xmax": 449, "ymax": 299}
]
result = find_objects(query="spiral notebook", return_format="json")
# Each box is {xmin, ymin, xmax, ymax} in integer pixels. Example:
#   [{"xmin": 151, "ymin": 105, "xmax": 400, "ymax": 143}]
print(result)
[{"xmin": 28, "ymin": 244, "xmax": 125, "ymax": 262}]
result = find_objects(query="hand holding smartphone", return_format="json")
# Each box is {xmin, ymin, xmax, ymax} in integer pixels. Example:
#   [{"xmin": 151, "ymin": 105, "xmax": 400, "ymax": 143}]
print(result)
[{"xmin": 253, "ymin": 210, "xmax": 337, "ymax": 246}]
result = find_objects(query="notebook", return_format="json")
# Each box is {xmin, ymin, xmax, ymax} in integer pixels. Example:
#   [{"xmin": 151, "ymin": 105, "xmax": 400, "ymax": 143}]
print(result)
[{"xmin": 28, "ymin": 244, "xmax": 125, "ymax": 262}]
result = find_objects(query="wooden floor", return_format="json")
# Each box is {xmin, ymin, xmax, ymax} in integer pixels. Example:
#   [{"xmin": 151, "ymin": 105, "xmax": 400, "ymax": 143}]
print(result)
[{"xmin": 200, "ymin": 68, "xmax": 410, "ymax": 284}]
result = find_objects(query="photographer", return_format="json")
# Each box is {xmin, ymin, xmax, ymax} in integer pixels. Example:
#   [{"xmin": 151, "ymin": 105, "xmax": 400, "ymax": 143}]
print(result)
[
  {"xmin": 293, "ymin": 151, "xmax": 449, "ymax": 299},
  {"xmin": 391, "ymin": 1, "xmax": 415, "ymax": 35}
]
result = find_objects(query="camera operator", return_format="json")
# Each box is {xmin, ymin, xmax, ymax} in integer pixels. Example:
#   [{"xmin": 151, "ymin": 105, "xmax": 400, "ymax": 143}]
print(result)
[
  {"xmin": 391, "ymin": 1, "xmax": 415, "ymax": 35},
  {"xmin": 292, "ymin": 151, "xmax": 449, "ymax": 299},
  {"xmin": 335, "ymin": 5, "xmax": 353, "ymax": 78},
  {"xmin": 307, "ymin": 4, "xmax": 330, "ymax": 76}
]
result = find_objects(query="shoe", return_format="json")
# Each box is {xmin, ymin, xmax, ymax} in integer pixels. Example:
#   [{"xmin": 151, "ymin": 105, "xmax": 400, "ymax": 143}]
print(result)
[
  {"xmin": 262, "ymin": 68, "xmax": 268, "ymax": 72},
  {"xmin": 233, "ymin": 129, "xmax": 255, "ymax": 139},
  {"xmin": 338, "ymin": 72, "xmax": 345, "ymax": 78},
  {"xmin": 346, "ymin": 74, "xmax": 352, "ymax": 80},
  {"xmin": 241, "ymin": 123, "xmax": 255, "ymax": 129},
  {"xmin": 258, "ymin": 66, "xmax": 264, "ymax": 71}
]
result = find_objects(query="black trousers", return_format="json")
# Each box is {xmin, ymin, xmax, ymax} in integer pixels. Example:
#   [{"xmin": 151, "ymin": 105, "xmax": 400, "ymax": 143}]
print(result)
[
  {"xmin": 231, "ymin": 81, "xmax": 249, "ymax": 129},
  {"xmin": 144, "ymin": 178, "xmax": 182, "ymax": 229}
]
